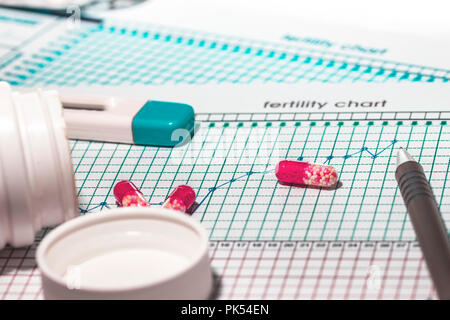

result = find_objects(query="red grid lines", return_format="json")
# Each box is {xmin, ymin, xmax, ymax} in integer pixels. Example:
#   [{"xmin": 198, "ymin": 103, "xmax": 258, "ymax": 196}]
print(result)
[{"xmin": 0, "ymin": 240, "xmax": 436, "ymax": 300}]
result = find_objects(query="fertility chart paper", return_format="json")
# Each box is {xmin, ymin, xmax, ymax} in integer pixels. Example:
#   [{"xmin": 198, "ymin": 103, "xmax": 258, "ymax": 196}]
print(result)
[{"xmin": 0, "ymin": 7, "xmax": 450, "ymax": 299}]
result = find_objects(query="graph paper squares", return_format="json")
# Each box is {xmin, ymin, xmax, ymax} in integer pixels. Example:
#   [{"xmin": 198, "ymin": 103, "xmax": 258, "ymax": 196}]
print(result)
[
  {"xmin": 1, "ymin": 17, "xmax": 449, "ymax": 300},
  {"xmin": 209, "ymin": 241, "xmax": 434, "ymax": 300},
  {"xmin": 2, "ymin": 22, "xmax": 450, "ymax": 87},
  {"xmin": 71, "ymin": 118, "xmax": 450, "ymax": 242},
  {"xmin": 0, "ymin": 240, "xmax": 434, "ymax": 300},
  {"xmin": 1, "ymin": 114, "xmax": 447, "ymax": 300}
]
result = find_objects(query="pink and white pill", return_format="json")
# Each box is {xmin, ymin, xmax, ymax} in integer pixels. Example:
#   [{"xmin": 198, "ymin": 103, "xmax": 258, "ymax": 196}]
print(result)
[
  {"xmin": 275, "ymin": 160, "xmax": 338, "ymax": 188},
  {"xmin": 113, "ymin": 180, "xmax": 149, "ymax": 207},
  {"xmin": 163, "ymin": 185, "xmax": 196, "ymax": 213}
]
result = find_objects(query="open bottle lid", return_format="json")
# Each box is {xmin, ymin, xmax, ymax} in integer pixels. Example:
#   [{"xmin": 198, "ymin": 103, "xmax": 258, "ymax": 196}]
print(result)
[{"xmin": 36, "ymin": 207, "xmax": 213, "ymax": 299}]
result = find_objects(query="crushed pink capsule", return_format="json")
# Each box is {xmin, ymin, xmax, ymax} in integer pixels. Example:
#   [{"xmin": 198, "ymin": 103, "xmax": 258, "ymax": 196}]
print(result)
[
  {"xmin": 275, "ymin": 160, "xmax": 338, "ymax": 188},
  {"xmin": 163, "ymin": 185, "xmax": 196, "ymax": 213},
  {"xmin": 113, "ymin": 180, "xmax": 149, "ymax": 207}
]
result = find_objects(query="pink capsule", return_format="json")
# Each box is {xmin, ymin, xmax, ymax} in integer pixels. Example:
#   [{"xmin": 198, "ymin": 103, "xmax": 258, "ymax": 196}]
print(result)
[
  {"xmin": 163, "ymin": 185, "xmax": 196, "ymax": 213},
  {"xmin": 113, "ymin": 180, "xmax": 149, "ymax": 207},
  {"xmin": 275, "ymin": 160, "xmax": 338, "ymax": 188}
]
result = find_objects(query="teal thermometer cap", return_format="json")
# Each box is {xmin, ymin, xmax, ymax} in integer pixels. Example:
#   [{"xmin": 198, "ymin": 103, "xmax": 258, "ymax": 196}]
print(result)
[
  {"xmin": 61, "ymin": 94, "xmax": 196, "ymax": 147},
  {"xmin": 132, "ymin": 100, "xmax": 195, "ymax": 147}
]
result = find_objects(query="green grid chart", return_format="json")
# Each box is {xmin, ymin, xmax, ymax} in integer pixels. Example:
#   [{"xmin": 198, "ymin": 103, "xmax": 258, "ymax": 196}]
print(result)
[
  {"xmin": 1, "ymin": 20, "xmax": 450, "ymax": 86},
  {"xmin": 72, "ymin": 116, "xmax": 450, "ymax": 242}
]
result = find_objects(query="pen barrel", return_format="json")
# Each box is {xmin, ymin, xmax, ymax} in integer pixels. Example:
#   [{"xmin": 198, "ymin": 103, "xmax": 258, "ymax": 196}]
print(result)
[{"xmin": 395, "ymin": 161, "xmax": 450, "ymax": 299}]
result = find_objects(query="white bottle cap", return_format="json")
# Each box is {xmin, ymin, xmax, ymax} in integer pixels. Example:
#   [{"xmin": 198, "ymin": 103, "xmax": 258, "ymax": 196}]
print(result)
[
  {"xmin": 0, "ymin": 82, "xmax": 78, "ymax": 248},
  {"xmin": 36, "ymin": 207, "xmax": 213, "ymax": 299}
]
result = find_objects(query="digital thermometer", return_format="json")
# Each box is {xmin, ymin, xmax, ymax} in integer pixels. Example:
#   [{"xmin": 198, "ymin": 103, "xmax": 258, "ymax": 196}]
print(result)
[{"xmin": 60, "ymin": 92, "xmax": 195, "ymax": 147}]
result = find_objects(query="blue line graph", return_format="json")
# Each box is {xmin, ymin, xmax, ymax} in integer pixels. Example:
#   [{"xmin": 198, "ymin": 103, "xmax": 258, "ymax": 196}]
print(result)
[
  {"xmin": 78, "ymin": 139, "xmax": 398, "ymax": 214},
  {"xmin": 192, "ymin": 169, "xmax": 274, "ymax": 213},
  {"xmin": 321, "ymin": 139, "xmax": 397, "ymax": 164},
  {"xmin": 79, "ymin": 201, "xmax": 110, "ymax": 213}
]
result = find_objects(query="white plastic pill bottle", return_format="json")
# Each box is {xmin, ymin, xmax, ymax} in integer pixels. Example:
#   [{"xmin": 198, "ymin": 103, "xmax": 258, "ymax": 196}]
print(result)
[{"xmin": 0, "ymin": 82, "xmax": 78, "ymax": 249}]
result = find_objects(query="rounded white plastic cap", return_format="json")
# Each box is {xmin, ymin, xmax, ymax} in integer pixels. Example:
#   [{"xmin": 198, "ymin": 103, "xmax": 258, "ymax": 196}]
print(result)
[{"xmin": 36, "ymin": 207, "xmax": 213, "ymax": 299}]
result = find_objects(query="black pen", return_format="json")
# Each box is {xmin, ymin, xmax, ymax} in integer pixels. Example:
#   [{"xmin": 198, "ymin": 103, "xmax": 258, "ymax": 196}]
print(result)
[{"xmin": 395, "ymin": 147, "xmax": 450, "ymax": 299}]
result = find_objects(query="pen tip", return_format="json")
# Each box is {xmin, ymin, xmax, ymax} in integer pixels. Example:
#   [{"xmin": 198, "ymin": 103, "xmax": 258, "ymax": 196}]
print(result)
[{"xmin": 396, "ymin": 147, "xmax": 414, "ymax": 166}]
